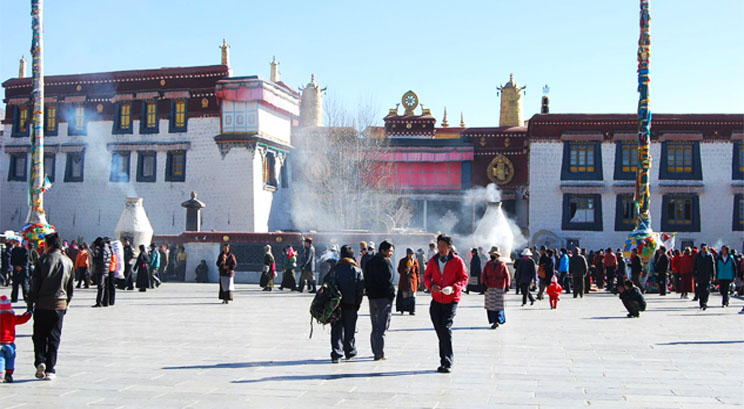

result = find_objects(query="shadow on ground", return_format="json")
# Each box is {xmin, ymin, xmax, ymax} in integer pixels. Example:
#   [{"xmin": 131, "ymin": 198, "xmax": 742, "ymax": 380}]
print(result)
[{"xmin": 232, "ymin": 370, "xmax": 435, "ymax": 383}]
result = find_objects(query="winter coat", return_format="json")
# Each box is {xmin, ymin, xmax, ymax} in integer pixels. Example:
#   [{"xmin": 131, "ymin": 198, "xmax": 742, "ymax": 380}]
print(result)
[
  {"xmin": 397, "ymin": 257, "xmax": 420, "ymax": 293},
  {"xmin": 0, "ymin": 309, "xmax": 31, "ymax": 344},
  {"xmin": 469, "ymin": 255, "xmax": 482, "ymax": 277},
  {"xmin": 216, "ymin": 252, "xmax": 237, "ymax": 277},
  {"xmin": 364, "ymin": 252, "xmax": 396, "ymax": 300},
  {"xmin": 424, "ymin": 252, "xmax": 469, "ymax": 304},
  {"xmin": 538, "ymin": 254, "xmax": 554, "ymax": 279},
  {"xmin": 10, "ymin": 246, "xmax": 29, "ymax": 270},
  {"xmin": 653, "ymin": 253, "xmax": 669, "ymax": 274},
  {"xmin": 547, "ymin": 282, "xmax": 563, "ymax": 299},
  {"xmin": 603, "ymin": 252, "xmax": 618, "ymax": 268},
  {"xmin": 692, "ymin": 252, "xmax": 716, "ymax": 283},
  {"xmin": 716, "ymin": 255, "xmax": 736, "ymax": 281},
  {"xmin": 620, "ymin": 285, "xmax": 646, "ymax": 310},
  {"xmin": 515, "ymin": 256, "xmax": 537, "ymax": 284},
  {"xmin": 481, "ymin": 259, "xmax": 510, "ymax": 290},
  {"xmin": 558, "ymin": 253, "xmax": 570, "ymax": 273},
  {"xmin": 149, "ymin": 250, "xmax": 161, "ymax": 270},
  {"xmin": 301, "ymin": 245, "xmax": 316, "ymax": 273},
  {"xmin": 569, "ymin": 254, "xmax": 588, "ymax": 277},
  {"xmin": 91, "ymin": 244, "xmax": 112, "ymax": 276},
  {"xmin": 1, "ymin": 246, "xmax": 11, "ymax": 273},
  {"xmin": 283, "ymin": 254, "xmax": 297, "ymax": 271},
  {"xmin": 325, "ymin": 258, "xmax": 364, "ymax": 307},
  {"xmin": 27, "ymin": 249, "xmax": 74, "ymax": 311},
  {"xmin": 135, "ymin": 252, "xmax": 151, "ymax": 289},
  {"xmin": 617, "ymin": 255, "xmax": 626, "ymax": 275},
  {"xmin": 361, "ymin": 251, "xmax": 374, "ymax": 272},
  {"xmin": 74, "ymin": 249, "xmax": 89, "ymax": 269},
  {"xmin": 630, "ymin": 255, "xmax": 643, "ymax": 276}
]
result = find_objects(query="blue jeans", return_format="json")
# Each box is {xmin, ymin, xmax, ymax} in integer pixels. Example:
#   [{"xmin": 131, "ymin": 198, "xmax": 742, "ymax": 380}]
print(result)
[
  {"xmin": 486, "ymin": 310, "xmax": 506, "ymax": 325},
  {"xmin": 368, "ymin": 298, "xmax": 392, "ymax": 359},
  {"xmin": 0, "ymin": 343, "xmax": 16, "ymax": 372}
]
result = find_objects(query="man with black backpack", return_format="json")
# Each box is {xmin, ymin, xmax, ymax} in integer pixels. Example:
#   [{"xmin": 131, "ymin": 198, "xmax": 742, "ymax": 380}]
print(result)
[{"xmin": 324, "ymin": 245, "xmax": 364, "ymax": 363}]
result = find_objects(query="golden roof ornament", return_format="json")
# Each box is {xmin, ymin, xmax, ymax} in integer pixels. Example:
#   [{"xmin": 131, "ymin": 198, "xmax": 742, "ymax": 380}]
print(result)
[
  {"xmin": 460, "ymin": 112, "xmax": 465, "ymax": 128},
  {"xmin": 441, "ymin": 107, "xmax": 449, "ymax": 127}
]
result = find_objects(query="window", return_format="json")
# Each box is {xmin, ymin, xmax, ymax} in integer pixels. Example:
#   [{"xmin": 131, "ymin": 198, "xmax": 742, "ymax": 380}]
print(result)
[
  {"xmin": 169, "ymin": 99, "xmax": 188, "ymax": 132},
  {"xmin": 614, "ymin": 141, "xmax": 638, "ymax": 180},
  {"xmin": 615, "ymin": 194, "xmax": 635, "ymax": 231},
  {"xmin": 68, "ymin": 104, "xmax": 87, "ymax": 135},
  {"xmin": 734, "ymin": 142, "xmax": 744, "ymax": 180},
  {"xmin": 659, "ymin": 141, "xmax": 701, "ymax": 180},
  {"xmin": 140, "ymin": 100, "xmax": 159, "ymax": 133},
  {"xmin": 64, "ymin": 151, "xmax": 85, "ymax": 182},
  {"xmin": 136, "ymin": 151, "xmax": 157, "ymax": 182},
  {"xmin": 661, "ymin": 194, "xmax": 700, "ymax": 232},
  {"xmin": 44, "ymin": 153, "xmax": 55, "ymax": 183},
  {"xmin": 562, "ymin": 194, "xmax": 603, "ymax": 231},
  {"xmin": 110, "ymin": 152, "xmax": 130, "ymax": 182},
  {"xmin": 734, "ymin": 195, "xmax": 744, "ymax": 231},
  {"xmin": 387, "ymin": 162, "xmax": 462, "ymax": 190},
  {"xmin": 7, "ymin": 153, "xmax": 27, "ymax": 181},
  {"xmin": 113, "ymin": 102, "xmax": 133, "ymax": 134},
  {"xmin": 45, "ymin": 104, "xmax": 57, "ymax": 136},
  {"xmin": 12, "ymin": 105, "xmax": 30, "ymax": 137},
  {"xmin": 561, "ymin": 141, "xmax": 602, "ymax": 180},
  {"xmin": 165, "ymin": 150, "xmax": 186, "ymax": 182},
  {"xmin": 262, "ymin": 152, "xmax": 278, "ymax": 187}
]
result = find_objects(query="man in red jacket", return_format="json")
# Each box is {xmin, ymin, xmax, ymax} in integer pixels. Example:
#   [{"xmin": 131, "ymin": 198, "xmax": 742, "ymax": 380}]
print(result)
[{"xmin": 424, "ymin": 234, "xmax": 468, "ymax": 373}]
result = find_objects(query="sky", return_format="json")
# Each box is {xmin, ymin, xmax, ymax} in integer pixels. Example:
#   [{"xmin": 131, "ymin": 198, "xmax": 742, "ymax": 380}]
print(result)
[{"xmin": 0, "ymin": 0, "xmax": 742, "ymax": 127}]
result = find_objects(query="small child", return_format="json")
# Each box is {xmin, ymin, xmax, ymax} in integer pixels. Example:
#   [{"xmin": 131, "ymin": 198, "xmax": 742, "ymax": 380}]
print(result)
[
  {"xmin": 0, "ymin": 295, "xmax": 32, "ymax": 383},
  {"xmin": 546, "ymin": 275, "xmax": 563, "ymax": 309}
]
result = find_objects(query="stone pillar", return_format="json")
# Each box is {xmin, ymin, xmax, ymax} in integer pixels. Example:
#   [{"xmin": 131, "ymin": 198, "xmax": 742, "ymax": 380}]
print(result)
[{"xmin": 181, "ymin": 191, "xmax": 206, "ymax": 232}]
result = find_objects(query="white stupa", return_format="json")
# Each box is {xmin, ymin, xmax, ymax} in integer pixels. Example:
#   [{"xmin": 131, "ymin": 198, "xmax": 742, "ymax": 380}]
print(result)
[{"xmin": 114, "ymin": 197, "xmax": 154, "ymax": 254}]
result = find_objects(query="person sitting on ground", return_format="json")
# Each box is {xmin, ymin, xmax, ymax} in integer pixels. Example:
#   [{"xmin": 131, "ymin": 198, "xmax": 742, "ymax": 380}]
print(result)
[
  {"xmin": 0, "ymin": 295, "xmax": 32, "ymax": 383},
  {"xmin": 546, "ymin": 275, "xmax": 563, "ymax": 310},
  {"xmin": 195, "ymin": 260, "xmax": 209, "ymax": 283},
  {"xmin": 618, "ymin": 280, "xmax": 646, "ymax": 318}
]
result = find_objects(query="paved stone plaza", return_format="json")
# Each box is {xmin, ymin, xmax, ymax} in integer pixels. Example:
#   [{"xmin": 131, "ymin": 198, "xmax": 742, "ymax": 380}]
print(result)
[{"xmin": 0, "ymin": 283, "xmax": 742, "ymax": 409}]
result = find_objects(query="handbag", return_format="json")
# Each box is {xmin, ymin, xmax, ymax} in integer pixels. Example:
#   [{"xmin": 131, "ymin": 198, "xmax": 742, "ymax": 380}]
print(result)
[{"xmin": 537, "ymin": 265, "xmax": 546, "ymax": 279}]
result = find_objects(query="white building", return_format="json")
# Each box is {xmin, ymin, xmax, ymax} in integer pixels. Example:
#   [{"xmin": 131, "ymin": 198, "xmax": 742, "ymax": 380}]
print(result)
[{"xmin": 528, "ymin": 113, "xmax": 744, "ymax": 251}]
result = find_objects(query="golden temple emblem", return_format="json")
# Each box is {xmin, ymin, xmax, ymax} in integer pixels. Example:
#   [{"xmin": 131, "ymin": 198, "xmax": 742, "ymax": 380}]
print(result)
[
  {"xmin": 504, "ymin": 137, "xmax": 511, "ymax": 148},
  {"xmin": 160, "ymin": 79, "xmax": 166, "ymax": 86},
  {"xmin": 201, "ymin": 98, "xmax": 209, "ymax": 108},
  {"xmin": 96, "ymin": 104, "xmax": 104, "ymax": 113},
  {"xmin": 479, "ymin": 136, "xmax": 486, "ymax": 147},
  {"xmin": 487, "ymin": 154, "xmax": 515, "ymax": 185},
  {"xmin": 76, "ymin": 84, "xmax": 82, "ymax": 92}
]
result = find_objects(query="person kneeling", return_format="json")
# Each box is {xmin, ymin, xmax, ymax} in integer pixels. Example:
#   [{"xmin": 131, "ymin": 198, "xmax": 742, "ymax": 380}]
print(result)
[{"xmin": 618, "ymin": 280, "xmax": 646, "ymax": 318}]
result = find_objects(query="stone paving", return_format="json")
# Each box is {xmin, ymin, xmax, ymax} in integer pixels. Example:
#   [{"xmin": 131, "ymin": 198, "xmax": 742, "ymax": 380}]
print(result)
[{"xmin": 0, "ymin": 283, "xmax": 742, "ymax": 409}]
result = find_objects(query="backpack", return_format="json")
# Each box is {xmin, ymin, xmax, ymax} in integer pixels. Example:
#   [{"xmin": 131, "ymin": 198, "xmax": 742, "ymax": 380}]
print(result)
[{"xmin": 309, "ymin": 271, "xmax": 342, "ymax": 338}]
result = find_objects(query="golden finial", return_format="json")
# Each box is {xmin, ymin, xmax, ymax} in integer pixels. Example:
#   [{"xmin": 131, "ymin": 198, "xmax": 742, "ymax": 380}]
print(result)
[
  {"xmin": 441, "ymin": 107, "xmax": 449, "ymax": 127},
  {"xmin": 220, "ymin": 38, "xmax": 230, "ymax": 66},
  {"xmin": 460, "ymin": 112, "xmax": 465, "ymax": 128}
]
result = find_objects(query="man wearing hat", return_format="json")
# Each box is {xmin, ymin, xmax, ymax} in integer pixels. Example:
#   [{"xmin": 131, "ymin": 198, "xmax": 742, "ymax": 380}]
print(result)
[
  {"xmin": 515, "ymin": 248, "xmax": 536, "ymax": 306},
  {"xmin": 9, "ymin": 237, "xmax": 29, "ymax": 304},
  {"xmin": 481, "ymin": 246, "xmax": 510, "ymax": 329}
]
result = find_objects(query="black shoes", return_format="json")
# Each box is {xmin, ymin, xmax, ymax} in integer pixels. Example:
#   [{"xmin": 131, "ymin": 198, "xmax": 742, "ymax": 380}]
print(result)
[
  {"xmin": 373, "ymin": 355, "xmax": 386, "ymax": 361},
  {"xmin": 436, "ymin": 366, "xmax": 451, "ymax": 373},
  {"xmin": 345, "ymin": 352, "xmax": 357, "ymax": 360},
  {"xmin": 331, "ymin": 357, "xmax": 340, "ymax": 364},
  {"xmin": 490, "ymin": 323, "xmax": 499, "ymax": 329}
]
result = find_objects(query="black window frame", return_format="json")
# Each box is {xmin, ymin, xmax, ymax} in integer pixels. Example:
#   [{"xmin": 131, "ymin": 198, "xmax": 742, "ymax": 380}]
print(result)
[
  {"xmin": 109, "ymin": 151, "xmax": 131, "ymax": 182},
  {"xmin": 112, "ymin": 101, "xmax": 134, "ymax": 134},
  {"xmin": 45, "ymin": 103, "xmax": 58, "ymax": 137},
  {"xmin": 560, "ymin": 141, "xmax": 603, "ymax": 181},
  {"xmin": 614, "ymin": 193, "xmax": 635, "ymax": 231},
  {"xmin": 165, "ymin": 150, "xmax": 186, "ymax": 182},
  {"xmin": 7, "ymin": 153, "xmax": 28, "ymax": 181},
  {"xmin": 11, "ymin": 105, "xmax": 31, "ymax": 138},
  {"xmin": 734, "ymin": 194, "xmax": 744, "ymax": 232},
  {"xmin": 733, "ymin": 141, "xmax": 744, "ymax": 180},
  {"xmin": 169, "ymin": 99, "xmax": 188, "ymax": 133},
  {"xmin": 64, "ymin": 151, "xmax": 85, "ymax": 182},
  {"xmin": 137, "ymin": 151, "xmax": 157, "ymax": 183},
  {"xmin": 140, "ymin": 100, "xmax": 160, "ymax": 134},
  {"xmin": 562, "ymin": 193, "xmax": 603, "ymax": 231},
  {"xmin": 613, "ymin": 140, "xmax": 638, "ymax": 180},
  {"xmin": 659, "ymin": 141, "xmax": 702, "ymax": 180},
  {"xmin": 44, "ymin": 153, "xmax": 56, "ymax": 183},
  {"xmin": 661, "ymin": 194, "xmax": 700, "ymax": 232},
  {"xmin": 67, "ymin": 103, "xmax": 87, "ymax": 136}
]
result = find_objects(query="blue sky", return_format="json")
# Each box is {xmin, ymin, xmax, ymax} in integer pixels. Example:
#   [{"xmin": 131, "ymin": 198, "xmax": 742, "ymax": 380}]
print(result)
[{"xmin": 1, "ymin": 0, "xmax": 742, "ymax": 126}]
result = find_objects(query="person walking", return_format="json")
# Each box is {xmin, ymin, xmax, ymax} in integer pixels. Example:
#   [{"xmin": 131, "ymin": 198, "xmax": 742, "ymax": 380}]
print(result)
[
  {"xmin": 653, "ymin": 246, "xmax": 669, "ymax": 296},
  {"xmin": 677, "ymin": 247, "xmax": 694, "ymax": 298},
  {"xmin": 395, "ymin": 248, "xmax": 419, "ymax": 315},
  {"xmin": 692, "ymin": 243, "xmax": 716, "ymax": 310},
  {"xmin": 1, "ymin": 236, "xmax": 13, "ymax": 287},
  {"xmin": 148, "ymin": 245, "xmax": 162, "ymax": 288},
  {"xmin": 26, "ymin": 233, "xmax": 74, "ymax": 381},
  {"xmin": 363, "ymin": 241, "xmax": 396, "ymax": 361},
  {"xmin": 558, "ymin": 248, "xmax": 570, "ymax": 294},
  {"xmin": 216, "ymin": 244, "xmax": 237, "ymax": 304},
  {"xmin": 546, "ymin": 275, "xmax": 563, "ymax": 309},
  {"xmin": 570, "ymin": 247, "xmax": 588, "ymax": 298},
  {"xmin": 9, "ymin": 238, "xmax": 29, "ymax": 303},
  {"xmin": 515, "ymin": 248, "xmax": 536, "ymax": 306},
  {"xmin": 298, "ymin": 238, "xmax": 316, "ymax": 293},
  {"xmin": 134, "ymin": 245, "xmax": 151, "ymax": 292},
  {"xmin": 481, "ymin": 246, "xmax": 509, "ymax": 329},
  {"xmin": 90, "ymin": 238, "xmax": 112, "ymax": 308},
  {"xmin": 327, "ymin": 245, "xmax": 364, "ymax": 363},
  {"xmin": 716, "ymin": 245, "xmax": 736, "ymax": 308},
  {"xmin": 260, "ymin": 245, "xmax": 275, "ymax": 291},
  {"xmin": 466, "ymin": 248, "xmax": 483, "ymax": 295},
  {"xmin": 537, "ymin": 247, "xmax": 554, "ymax": 300},
  {"xmin": 280, "ymin": 246, "xmax": 298, "ymax": 291},
  {"xmin": 603, "ymin": 247, "xmax": 618, "ymax": 292},
  {"xmin": 105, "ymin": 239, "xmax": 117, "ymax": 306},
  {"xmin": 416, "ymin": 248, "xmax": 427, "ymax": 292},
  {"xmin": 74, "ymin": 243, "xmax": 90, "ymax": 289},
  {"xmin": 122, "ymin": 239, "xmax": 135, "ymax": 290},
  {"xmin": 423, "ymin": 234, "xmax": 468, "ymax": 373}
]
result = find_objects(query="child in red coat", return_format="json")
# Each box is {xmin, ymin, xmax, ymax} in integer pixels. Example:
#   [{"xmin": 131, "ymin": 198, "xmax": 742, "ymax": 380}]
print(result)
[
  {"xmin": 0, "ymin": 295, "xmax": 32, "ymax": 383},
  {"xmin": 546, "ymin": 275, "xmax": 563, "ymax": 309}
]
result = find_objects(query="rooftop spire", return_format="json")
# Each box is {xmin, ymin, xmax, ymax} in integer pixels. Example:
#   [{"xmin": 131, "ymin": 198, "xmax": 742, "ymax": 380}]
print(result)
[
  {"xmin": 441, "ymin": 107, "xmax": 449, "ymax": 127},
  {"xmin": 460, "ymin": 112, "xmax": 465, "ymax": 128},
  {"xmin": 270, "ymin": 56, "xmax": 279, "ymax": 82},
  {"xmin": 220, "ymin": 38, "xmax": 230, "ymax": 67},
  {"xmin": 18, "ymin": 55, "xmax": 27, "ymax": 78}
]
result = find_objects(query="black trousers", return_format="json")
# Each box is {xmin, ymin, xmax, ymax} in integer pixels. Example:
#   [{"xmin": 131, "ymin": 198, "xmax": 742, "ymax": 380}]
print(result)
[
  {"xmin": 572, "ymin": 274, "xmax": 585, "ymax": 298},
  {"xmin": 95, "ymin": 273, "xmax": 108, "ymax": 306},
  {"xmin": 11, "ymin": 269, "xmax": 29, "ymax": 303},
  {"xmin": 429, "ymin": 300, "xmax": 457, "ymax": 369},
  {"xmin": 656, "ymin": 272, "xmax": 667, "ymax": 295},
  {"xmin": 106, "ymin": 272, "xmax": 116, "ymax": 306},
  {"xmin": 696, "ymin": 279, "xmax": 711, "ymax": 308},
  {"xmin": 330, "ymin": 306, "xmax": 358, "ymax": 359},
  {"xmin": 605, "ymin": 267, "xmax": 616, "ymax": 290},
  {"xmin": 32, "ymin": 309, "xmax": 66, "ymax": 373},
  {"xmin": 719, "ymin": 279, "xmax": 731, "ymax": 306},
  {"xmin": 520, "ymin": 283, "xmax": 535, "ymax": 304},
  {"xmin": 621, "ymin": 298, "xmax": 645, "ymax": 317}
]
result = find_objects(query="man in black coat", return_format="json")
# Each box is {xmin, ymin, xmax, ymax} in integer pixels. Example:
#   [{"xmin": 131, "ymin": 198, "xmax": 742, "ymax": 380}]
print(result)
[
  {"xmin": 90, "ymin": 237, "xmax": 112, "ymax": 308},
  {"xmin": 325, "ymin": 245, "xmax": 364, "ymax": 363},
  {"xmin": 692, "ymin": 243, "xmax": 716, "ymax": 310},
  {"xmin": 629, "ymin": 248, "xmax": 644, "ymax": 291},
  {"xmin": 569, "ymin": 247, "xmax": 588, "ymax": 298},
  {"xmin": 1, "ymin": 238, "xmax": 12, "ymax": 287},
  {"xmin": 299, "ymin": 237, "xmax": 316, "ymax": 293},
  {"xmin": 515, "ymin": 248, "xmax": 536, "ymax": 306},
  {"xmin": 119, "ymin": 239, "xmax": 135, "ymax": 290},
  {"xmin": 653, "ymin": 246, "xmax": 669, "ymax": 296},
  {"xmin": 363, "ymin": 240, "xmax": 396, "ymax": 361},
  {"xmin": 618, "ymin": 280, "xmax": 646, "ymax": 318},
  {"xmin": 10, "ymin": 238, "xmax": 29, "ymax": 303}
]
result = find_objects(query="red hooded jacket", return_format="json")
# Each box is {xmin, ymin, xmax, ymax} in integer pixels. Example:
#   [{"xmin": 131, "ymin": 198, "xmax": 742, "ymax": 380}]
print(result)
[
  {"xmin": 1, "ymin": 309, "xmax": 32, "ymax": 344},
  {"xmin": 424, "ymin": 252, "xmax": 469, "ymax": 304}
]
